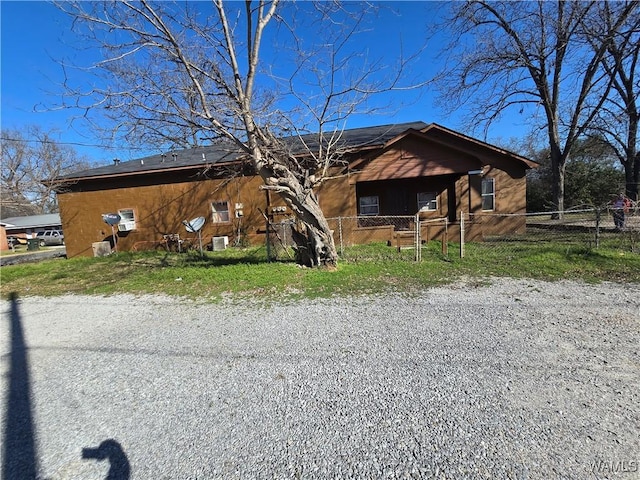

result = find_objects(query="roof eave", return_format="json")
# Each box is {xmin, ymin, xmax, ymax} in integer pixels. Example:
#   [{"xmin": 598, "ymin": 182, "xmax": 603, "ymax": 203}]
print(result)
[{"xmin": 50, "ymin": 159, "xmax": 245, "ymax": 186}]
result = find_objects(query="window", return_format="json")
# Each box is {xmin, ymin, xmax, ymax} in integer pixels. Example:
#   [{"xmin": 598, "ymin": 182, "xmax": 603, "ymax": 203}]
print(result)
[
  {"xmin": 211, "ymin": 201, "xmax": 230, "ymax": 223},
  {"xmin": 417, "ymin": 192, "xmax": 438, "ymax": 211},
  {"xmin": 118, "ymin": 208, "xmax": 137, "ymax": 231},
  {"xmin": 359, "ymin": 196, "xmax": 379, "ymax": 216},
  {"xmin": 481, "ymin": 178, "xmax": 495, "ymax": 211}
]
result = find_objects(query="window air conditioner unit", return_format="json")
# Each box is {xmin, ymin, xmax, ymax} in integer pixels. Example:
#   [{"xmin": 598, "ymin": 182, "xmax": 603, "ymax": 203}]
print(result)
[
  {"xmin": 118, "ymin": 221, "xmax": 136, "ymax": 232},
  {"xmin": 212, "ymin": 235, "xmax": 229, "ymax": 251}
]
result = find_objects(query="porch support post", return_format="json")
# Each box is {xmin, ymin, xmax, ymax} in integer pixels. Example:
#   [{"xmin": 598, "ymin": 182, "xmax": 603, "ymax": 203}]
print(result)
[{"xmin": 442, "ymin": 218, "xmax": 448, "ymax": 256}]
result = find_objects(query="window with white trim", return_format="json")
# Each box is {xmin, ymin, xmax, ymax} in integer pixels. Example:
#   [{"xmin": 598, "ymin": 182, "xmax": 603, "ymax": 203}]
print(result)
[
  {"xmin": 417, "ymin": 192, "xmax": 438, "ymax": 211},
  {"xmin": 211, "ymin": 201, "xmax": 230, "ymax": 223},
  {"xmin": 359, "ymin": 195, "xmax": 379, "ymax": 216},
  {"xmin": 481, "ymin": 178, "xmax": 495, "ymax": 211},
  {"xmin": 118, "ymin": 208, "xmax": 137, "ymax": 231}
]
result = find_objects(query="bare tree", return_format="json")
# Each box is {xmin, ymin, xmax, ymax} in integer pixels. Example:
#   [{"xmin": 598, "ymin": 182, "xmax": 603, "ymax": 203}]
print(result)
[
  {"xmin": 434, "ymin": 1, "xmax": 638, "ymax": 216},
  {"xmin": 583, "ymin": 2, "xmax": 640, "ymax": 201},
  {"xmin": 56, "ymin": 1, "xmax": 418, "ymax": 267},
  {"xmin": 0, "ymin": 126, "xmax": 91, "ymax": 217}
]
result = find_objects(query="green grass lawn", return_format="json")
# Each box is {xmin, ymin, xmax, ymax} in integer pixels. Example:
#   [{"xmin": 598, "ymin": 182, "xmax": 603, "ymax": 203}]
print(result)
[{"xmin": 1, "ymin": 234, "xmax": 638, "ymax": 301}]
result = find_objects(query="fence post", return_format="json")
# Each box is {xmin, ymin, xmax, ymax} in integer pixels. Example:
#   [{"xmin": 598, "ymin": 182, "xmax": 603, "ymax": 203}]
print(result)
[
  {"xmin": 415, "ymin": 212, "xmax": 421, "ymax": 262},
  {"xmin": 282, "ymin": 222, "xmax": 288, "ymax": 249},
  {"xmin": 594, "ymin": 207, "xmax": 601, "ymax": 249},
  {"xmin": 338, "ymin": 216, "xmax": 344, "ymax": 256},
  {"xmin": 265, "ymin": 218, "xmax": 271, "ymax": 262},
  {"xmin": 460, "ymin": 211, "xmax": 465, "ymax": 258}
]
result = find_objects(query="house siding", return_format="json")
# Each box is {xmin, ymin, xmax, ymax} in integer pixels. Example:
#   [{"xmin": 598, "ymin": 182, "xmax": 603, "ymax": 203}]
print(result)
[
  {"xmin": 56, "ymin": 124, "xmax": 534, "ymax": 257},
  {"xmin": 351, "ymin": 136, "xmax": 482, "ymax": 183},
  {"xmin": 317, "ymin": 171, "xmax": 357, "ymax": 218},
  {"xmin": 58, "ymin": 175, "xmax": 268, "ymax": 258}
]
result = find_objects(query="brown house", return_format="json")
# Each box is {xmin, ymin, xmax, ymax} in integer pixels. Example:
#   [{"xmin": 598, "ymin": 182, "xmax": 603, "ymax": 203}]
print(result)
[{"xmin": 53, "ymin": 122, "xmax": 536, "ymax": 258}]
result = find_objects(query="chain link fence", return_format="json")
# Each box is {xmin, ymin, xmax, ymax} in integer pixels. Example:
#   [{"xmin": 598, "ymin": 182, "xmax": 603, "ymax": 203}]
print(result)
[
  {"xmin": 462, "ymin": 204, "xmax": 640, "ymax": 259},
  {"xmin": 325, "ymin": 216, "xmax": 451, "ymax": 261},
  {"xmin": 266, "ymin": 216, "xmax": 425, "ymax": 262},
  {"xmin": 264, "ymin": 202, "xmax": 639, "ymax": 262},
  {"xmin": 265, "ymin": 219, "xmax": 296, "ymax": 261}
]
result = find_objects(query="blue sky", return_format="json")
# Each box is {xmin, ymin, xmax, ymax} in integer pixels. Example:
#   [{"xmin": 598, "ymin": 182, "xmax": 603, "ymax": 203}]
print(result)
[{"xmin": 1, "ymin": 1, "xmax": 530, "ymax": 166}]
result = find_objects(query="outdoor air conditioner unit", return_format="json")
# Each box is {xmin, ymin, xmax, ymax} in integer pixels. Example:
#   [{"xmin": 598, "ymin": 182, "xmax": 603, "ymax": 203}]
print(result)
[
  {"xmin": 212, "ymin": 235, "xmax": 229, "ymax": 251},
  {"xmin": 117, "ymin": 221, "xmax": 136, "ymax": 232}
]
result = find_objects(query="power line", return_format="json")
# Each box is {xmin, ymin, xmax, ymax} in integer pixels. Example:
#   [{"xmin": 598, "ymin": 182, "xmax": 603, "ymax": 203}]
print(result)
[{"xmin": 0, "ymin": 136, "xmax": 151, "ymax": 151}]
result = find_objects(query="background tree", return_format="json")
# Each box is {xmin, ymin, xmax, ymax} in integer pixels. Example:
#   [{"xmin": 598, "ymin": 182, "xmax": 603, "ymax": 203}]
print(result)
[
  {"xmin": 527, "ymin": 137, "xmax": 624, "ymax": 211},
  {"xmin": 0, "ymin": 126, "xmax": 91, "ymax": 218},
  {"xmin": 434, "ymin": 0, "xmax": 638, "ymax": 216},
  {"xmin": 583, "ymin": 2, "xmax": 640, "ymax": 201},
  {"xmin": 56, "ymin": 1, "xmax": 418, "ymax": 267}
]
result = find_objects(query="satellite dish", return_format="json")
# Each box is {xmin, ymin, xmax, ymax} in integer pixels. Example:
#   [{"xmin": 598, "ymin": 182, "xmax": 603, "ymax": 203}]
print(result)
[
  {"xmin": 182, "ymin": 216, "xmax": 206, "ymax": 256},
  {"xmin": 102, "ymin": 213, "xmax": 121, "ymax": 226},
  {"xmin": 183, "ymin": 216, "xmax": 205, "ymax": 233},
  {"xmin": 102, "ymin": 213, "xmax": 121, "ymax": 254}
]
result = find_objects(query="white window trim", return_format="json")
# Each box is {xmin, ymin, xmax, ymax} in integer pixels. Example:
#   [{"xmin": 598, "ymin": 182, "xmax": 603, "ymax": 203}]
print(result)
[
  {"xmin": 481, "ymin": 178, "xmax": 495, "ymax": 211},
  {"xmin": 417, "ymin": 192, "xmax": 438, "ymax": 211},
  {"xmin": 211, "ymin": 200, "xmax": 231, "ymax": 223},
  {"xmin": 359, "ymin": 195, "xmax": 379, "ymax": 216}
]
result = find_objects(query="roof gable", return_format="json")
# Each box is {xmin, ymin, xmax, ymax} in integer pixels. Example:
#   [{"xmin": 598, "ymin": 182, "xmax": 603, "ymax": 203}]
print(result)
[
  {"xmin": 353, "ymin": 133, "xmax": 483, "ymax": 182},
  {"xmin": 418, "ymin": 124, "xmax": 537, "ymax": 168},
  {"xmin": 351, "ymin": 125, "xmax": 535, "ymax": 183}
]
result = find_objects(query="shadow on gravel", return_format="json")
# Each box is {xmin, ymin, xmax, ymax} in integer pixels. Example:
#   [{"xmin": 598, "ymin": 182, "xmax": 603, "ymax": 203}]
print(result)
[
  {"xmin": 82, "ymin": 439, "xmax": 131, "ymax": 479},
  {"xmin": 2, "ymin": 292, "xmax": 38, "ymax": 480},
  {"xmin": 1, "ymin": 294, "xmax": 131, "ymax": 480}
]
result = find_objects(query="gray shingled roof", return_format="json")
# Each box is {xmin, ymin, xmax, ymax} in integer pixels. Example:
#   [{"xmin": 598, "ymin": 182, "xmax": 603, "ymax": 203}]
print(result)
[
  {"xmin": 285, "ymin": 121, "xmax": 428, "ymax": 154},
  {"xmin": 58, "ymin": 121, "xmax": 428, "ymax": 181},
  {"xmin": 1, "ymin": 213, "xmax": 62, "ymax": 229},
  {"xmin": 58, "ymin": 142, "xmax": 242, "ymax": 180}
]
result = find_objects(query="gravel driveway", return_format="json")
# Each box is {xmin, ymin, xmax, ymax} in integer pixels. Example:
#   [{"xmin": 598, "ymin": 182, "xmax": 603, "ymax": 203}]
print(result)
[{"xmin": 1, "ymin": 278, "xmax": 638, "ymax": 479}]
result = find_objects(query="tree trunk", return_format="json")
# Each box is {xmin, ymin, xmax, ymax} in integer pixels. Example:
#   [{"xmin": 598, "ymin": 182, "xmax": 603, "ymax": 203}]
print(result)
[
  {"xmin": 625, "ymin": 111, "xmax": 639, "ymax": 201},
  {"xmin": 258, "ymin": 165, "xmax": 338, "ymax": 268},
  {"xmin": 279, "ymin": 193, "xmax": 338, "ymax": 268},
  {"xmin": 550, "ymin": 148, "xmax": 566, "ymax": 218},
  {"xmin": 628, "ymin": 152, "xmax": 640, "ymax": 201},
  {"xmin": 289, "ymin": 209, "xmax": 338, "ymax": 268}
]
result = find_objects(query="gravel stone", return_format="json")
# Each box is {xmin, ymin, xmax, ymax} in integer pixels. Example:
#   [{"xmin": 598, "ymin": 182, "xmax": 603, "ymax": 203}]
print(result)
[{"xmin": 1, "ymin": 278, "xmax": 638, "ymax": 479}]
